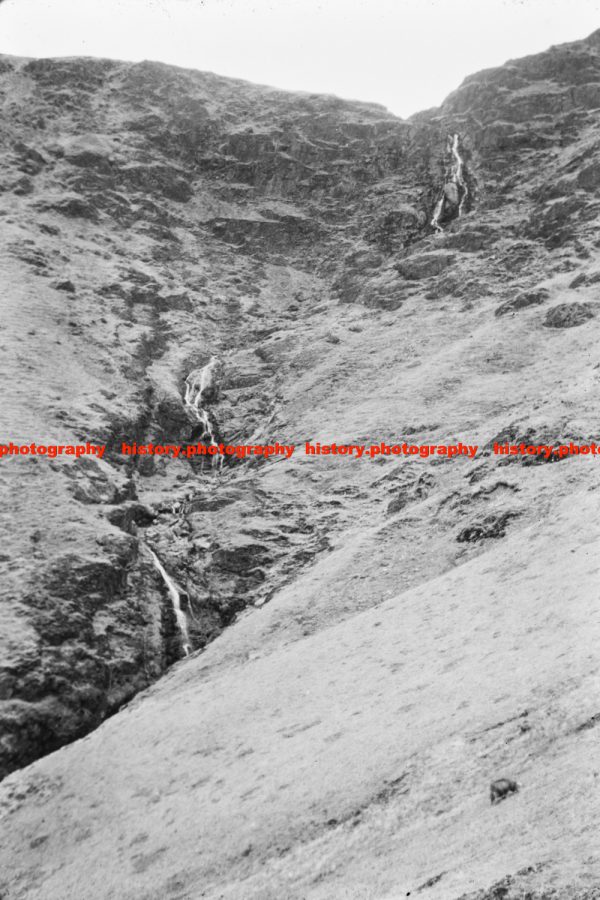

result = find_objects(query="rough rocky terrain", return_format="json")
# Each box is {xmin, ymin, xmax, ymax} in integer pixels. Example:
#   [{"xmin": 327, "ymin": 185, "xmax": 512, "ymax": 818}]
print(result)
[{"xmin": 2, "ymin": 29, "xmax": 600, "ymax": 899}]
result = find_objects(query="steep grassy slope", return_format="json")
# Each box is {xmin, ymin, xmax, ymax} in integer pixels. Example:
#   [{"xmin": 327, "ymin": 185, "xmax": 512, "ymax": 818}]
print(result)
[
  {"xmin": 2, "ymin": 29, "xmax": 600, "ymax": 899},
  {"xmin": 3, "ymin": 488, "xmax": 600, "ymax": 900}
]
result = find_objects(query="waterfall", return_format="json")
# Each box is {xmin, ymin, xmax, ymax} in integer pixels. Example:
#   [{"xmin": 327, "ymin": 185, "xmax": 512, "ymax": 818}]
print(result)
[
  {"xmin": 450, "ymin": 133, "xmax": 469, "ymax": 216},
  {"xmin": 430, "ymin": 133, "xmax": 468, "ymax": 231},
  {"xmin": 184, "ymin": 355, "xmax": 220, "ymax": 410},
  {"xmin": 430, "ymin": 195, "xmax": 445, "ymax": 232},
  {"xmin": 184, "ymin": 356, "xmax": 222, "ymax": 471},
  {"xmin": 148, "ymin": 548, "xmax": 191, "ymax": 656}
]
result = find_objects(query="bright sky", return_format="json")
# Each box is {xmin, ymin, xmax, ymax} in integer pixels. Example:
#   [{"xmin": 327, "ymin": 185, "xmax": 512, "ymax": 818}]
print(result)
[{"xmin": 1, "ymin": 0, "xmax": 600, "ymax": 117}]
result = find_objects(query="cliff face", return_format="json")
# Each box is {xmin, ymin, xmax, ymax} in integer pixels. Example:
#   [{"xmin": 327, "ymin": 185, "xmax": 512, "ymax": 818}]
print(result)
[{"xmin": 2, "ymin": 30, "xmax": 600, "ymax": 900}]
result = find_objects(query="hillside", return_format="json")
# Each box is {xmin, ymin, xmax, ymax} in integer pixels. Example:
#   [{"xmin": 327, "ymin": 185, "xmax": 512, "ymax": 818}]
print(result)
[{"xmin": 2, "ymin": 30, "xmax": 600, "ymax": 899}]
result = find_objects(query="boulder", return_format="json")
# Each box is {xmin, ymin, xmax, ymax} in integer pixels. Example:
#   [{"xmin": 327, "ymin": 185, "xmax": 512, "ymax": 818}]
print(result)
[{"xmin": 54, "ymin": 280, "xmax": 76, "ymax": 293}]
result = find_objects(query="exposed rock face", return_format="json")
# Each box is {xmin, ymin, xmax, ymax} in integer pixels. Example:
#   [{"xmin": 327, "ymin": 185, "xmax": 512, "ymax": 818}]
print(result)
[
  {"xmin": 395, "ymin": 249, "xmax": 456, "ymax": 280},
  {"xmin": 2, "ymin": 29, "xmax": 600, "ymax": 900},
  {"xmin": 543, "ymin": 301, "xmax": 596, "ymax": 327},
  {"xmin": 495, "ymin": 288, "xmax": 549, "ymax": 317}
]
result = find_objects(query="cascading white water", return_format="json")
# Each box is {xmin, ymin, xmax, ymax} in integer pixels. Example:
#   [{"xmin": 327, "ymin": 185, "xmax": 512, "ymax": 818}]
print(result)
[
  {"xmin": 184, "ymin": 355, "xmax": 220, "ymax": 410},
  {"xmin": 450, "ymin": 133, "xmax": 469, "ymax": 216},
  {"xmin": 430, "ymin": 132, "xmax": 468, "ymax": 231},
  {"xmin": 184, "ymin": 356, "xmax": 222, "ymax": 471},
  {"xmin": 148, "ymin": 548, "xmax": 191, "ymax": 656},
  {"xmin": 431, "ymin": 195, "xmax": 445, "ymax": 233}
]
